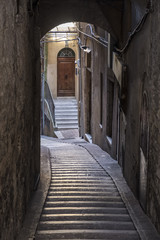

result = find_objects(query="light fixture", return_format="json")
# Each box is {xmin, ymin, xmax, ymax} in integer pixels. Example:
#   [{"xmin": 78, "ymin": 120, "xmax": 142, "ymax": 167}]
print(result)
[{"xmin": 80, "ymin": 45, "xmax": 91, "ymax": 53}]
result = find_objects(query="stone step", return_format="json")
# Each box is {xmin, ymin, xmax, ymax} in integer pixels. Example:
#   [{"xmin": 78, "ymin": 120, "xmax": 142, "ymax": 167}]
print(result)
[
  {"xmin": 56, "ymin": 122, "xmax": 78, "ymax": 125},
  {"xmin": 50, "ymin": 183, "xmax": 115, "ymax": 187},
  {"xmin": 50, "ymin": 161, "xmax": 97, "ymax": 164},
  {"xmin": 55, "ymin": 106, "xmax": 78, "ymax": 111},
  {"xmin": 51, "ymin": 181, "xmax": 113, "ymax": 184},
  {"xmin": 50, "ymin": 172, "xmax": 111, "ymax": 175},
  {"xmin": 55, "ymin": 97, "xmax": 78, "ymax": 131},
  {"xmin": 54, "ymin": 99, "xmax": 77, "ymax": 103},
  {"xmin": 40, "ymin": 213, "xmax": 131, "ymax": 222},
  {"xmin": 48, "ymin": 191, "xmax": 119, "ymax": 197},
  {"xmin": 50, "ymin": 170, "xmax": 107, "ymax": 174},
  {"xmin": 37, "ymin": 220, "xmax": 135, "ymax": 230},
  {"xmin": 44, "ymin": 201, "xmax": 125, "ymax": 208},
  {"xmin": 49, "ymin": 187, "xmax": 116, "ymax": 191},
  {"xmin": 42, "ymin": 207, "xmax": 127, "ymax": 214},
  {"xmin": 55, "ymin": 109, "xmax": 78, "ymax": 113},
  {"xmin": 56, "ymin": 117, "xmax": 78, "ymax": 121},
  {"xmin": 56, "ymin": 125, "xmax": 78, "ymax": 130},
  {"xmin": 51, "ymin": 169, "xmax": 103, "ymax": 172},
  {"xmin": 56, "ymin": 120, "xmax": 78, "ymax": 124},
  {"xmin": 55, "ymin": 104, "xmax": 77, "ymax": 107},
  {"xmin": 50, "ymin": 176, "xmax": 113, "ymax": 179},
  {"xmin": 35, "ymin": 142, "xmax": 141, "ymax": 240},
  {"xmin": 51, "ymin": 167, "xmax": 103, "ymax": 170},
  {"xmin": 55, "ymin": 111, "xmax": 78, "ymax": 115},
  {"xmin": 36, "ymin": 229, "xmax": 140, "ymax": 240},
  {"xmin": 50, "ymin": 172, "xmax": 109, "ymax": 176},
  {"xmin": 50, "ymin": 177, "xmax": 111, "ymax": 180},
  {"xmin": 46, "ymin": 196, "xmax": 123, "ymax": 202},
  {"xmin": 51, "ymin": 164, "xmax": 103, "ymax": 167}
]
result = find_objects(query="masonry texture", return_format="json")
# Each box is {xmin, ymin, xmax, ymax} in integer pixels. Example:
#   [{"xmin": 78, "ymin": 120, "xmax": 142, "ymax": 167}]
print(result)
[
  {"xmin": 122, "ymin": 1, "xmax": 160, "ymax": 232},
  {"xmin": 0, "ymin": 1, "xmax": 40, "ymax": 239},
  {"xmin": 1, "ymin": 0, "xmax": 160, "ymax": 239},
  {"xmin": 38, "ymin": 0, "xmax": 160, "ymax": 234}
]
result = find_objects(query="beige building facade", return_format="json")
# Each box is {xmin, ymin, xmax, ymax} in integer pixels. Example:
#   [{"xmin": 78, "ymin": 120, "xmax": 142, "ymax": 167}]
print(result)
[{"xmin": 44, "ymin": 23, "xmax": 79, "ymax": 101}]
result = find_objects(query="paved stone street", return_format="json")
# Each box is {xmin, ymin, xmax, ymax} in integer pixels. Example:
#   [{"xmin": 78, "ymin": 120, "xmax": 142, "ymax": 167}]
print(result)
[
  {"xmin": 17, "ymin": 136, "xmax": 160, "ymax": 240},
  {"xmin": 34, "ymin": 137, "xmax": 160, "ymax": 240}
]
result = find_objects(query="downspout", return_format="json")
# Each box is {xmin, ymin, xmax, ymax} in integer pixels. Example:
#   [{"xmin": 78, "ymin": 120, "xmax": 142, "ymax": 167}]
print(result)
[
  {"xmin": 42, "ymin": 73, "xmax": 45, "ymax": 135},
  {"xmin": 78, "ymin": 45, "xmax": 82, "ymax": 137}
]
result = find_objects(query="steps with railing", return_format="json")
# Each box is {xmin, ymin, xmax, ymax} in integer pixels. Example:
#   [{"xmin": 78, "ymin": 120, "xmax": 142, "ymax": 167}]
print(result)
[{"xmin": 41, "ymin": 80, "xmax": 57, "ymax": 136}]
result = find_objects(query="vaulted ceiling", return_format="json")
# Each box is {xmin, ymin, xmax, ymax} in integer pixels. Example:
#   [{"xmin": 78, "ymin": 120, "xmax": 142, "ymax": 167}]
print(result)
[
  {"xmin": 39, "ymin": 0, "xmax": 124, "ymax": 39},
  {"xmin": 38, "ymin": 0, "xmax": 148, "ymax": 41}
]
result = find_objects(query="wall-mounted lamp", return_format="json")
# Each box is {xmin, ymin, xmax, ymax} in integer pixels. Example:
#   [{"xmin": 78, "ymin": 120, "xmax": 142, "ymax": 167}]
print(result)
[
  {"xmin": 80, "ymin": 45, "xmax": 91, "ymax": 53},
  {"xmin": 77, "ymin": 37, "xmax": 91, "ymax": 53}
]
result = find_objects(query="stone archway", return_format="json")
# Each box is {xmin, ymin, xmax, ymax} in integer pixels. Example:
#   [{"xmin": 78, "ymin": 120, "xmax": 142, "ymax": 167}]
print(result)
[{"xmin": 39, "ymin": 0, "xmax": 124, "ymax": 40}]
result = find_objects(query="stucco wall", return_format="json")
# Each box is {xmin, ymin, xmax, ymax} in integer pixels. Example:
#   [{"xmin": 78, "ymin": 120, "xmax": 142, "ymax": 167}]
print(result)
[
  {"xmin": 0, "ymin": 1, "xmax": 40, "ymax": 239},
  {"xmin": 47, "ymin": 39, "xmax": 79, "ymax": 100}
]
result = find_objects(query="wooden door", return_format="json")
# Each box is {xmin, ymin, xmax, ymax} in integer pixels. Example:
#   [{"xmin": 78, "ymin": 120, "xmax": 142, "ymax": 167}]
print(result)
[{"xmin": 57, "ymin": 57, "xmax": 75, "ymax": 96}]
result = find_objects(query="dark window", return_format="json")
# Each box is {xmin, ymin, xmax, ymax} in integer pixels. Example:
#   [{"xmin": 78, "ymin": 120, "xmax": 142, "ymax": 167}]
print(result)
[
  {"xmin": 107, "ymin": 80, "xmax": 114, "ymax": 138},
  {"xmin": 100, "ymin": 73, "xmax": 103, "ymax": 126},
  {"xmin": 87, "ymin": 52, "xmax": 91, "ymax": 68},
  {"xmin": 86, "ymin": 69, "xmax": 92, "ymax": 134}
]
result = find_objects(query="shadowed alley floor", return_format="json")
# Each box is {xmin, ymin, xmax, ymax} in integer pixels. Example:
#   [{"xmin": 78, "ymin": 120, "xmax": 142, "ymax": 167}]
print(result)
[{"xmin": 18, "ymin": 137, "xmax": 160, "ymax": 240}]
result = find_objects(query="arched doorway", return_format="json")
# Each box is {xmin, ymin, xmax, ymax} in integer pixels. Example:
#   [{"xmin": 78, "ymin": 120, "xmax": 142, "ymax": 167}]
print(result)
[{"xmin": 57, "ymin": 48, "xmax": 75, "ymax": 96}]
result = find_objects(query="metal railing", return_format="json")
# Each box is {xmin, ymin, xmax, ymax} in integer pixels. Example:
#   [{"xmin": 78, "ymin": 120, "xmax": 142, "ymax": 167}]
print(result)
[
  {"xmin": 41, "ymin": 75, "xmax": 56, "ymax": 135},
  {"xmin": 44, "ymin": 81, "xmax": 56, "ymax": 126}
]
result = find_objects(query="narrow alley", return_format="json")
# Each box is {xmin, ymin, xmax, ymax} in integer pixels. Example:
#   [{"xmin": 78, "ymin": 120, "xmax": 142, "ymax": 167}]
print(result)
[
  {"xmin": 2, "ymin": 1, "xmax": 160, "ymax": 240},
  {"xmin": 18, "ymin": 137, "xmax": 160, "ymax": 240}
]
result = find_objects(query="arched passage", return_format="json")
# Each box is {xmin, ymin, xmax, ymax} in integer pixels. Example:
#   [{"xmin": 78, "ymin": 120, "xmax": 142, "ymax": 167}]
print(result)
[
  {"xmin": 3, "ymin": 1, "xmax": 160, "ymax": 239},
  {"xmin": 39, "ymin": 0, "xmax": 124, "ymax": 40},
  {"xmin": 38, "ymin": 0, "xmax": 160, "ymax": 235}
]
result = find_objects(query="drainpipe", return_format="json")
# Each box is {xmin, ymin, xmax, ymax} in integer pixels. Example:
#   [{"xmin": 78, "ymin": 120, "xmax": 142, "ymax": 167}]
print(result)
[
  {"xmin": 41, "ymin": 40, "xmax": 46, "ymax": 135},
  {"xmin": 42, "ymin": 73, "xmax": 45, "ymax": 135},
  {"xmin": 78, "ymin": 47, "xmax": 82, "ymax": 137}
]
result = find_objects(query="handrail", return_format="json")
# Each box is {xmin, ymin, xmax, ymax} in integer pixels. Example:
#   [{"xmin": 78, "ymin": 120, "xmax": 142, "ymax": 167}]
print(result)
[
  {"xmin": 44, "ymin": 99, "xmax": 55, "ymax": 129},
  {"xmin": 44, "ymin": 81, "xmax": 56, "ymax": 126}
]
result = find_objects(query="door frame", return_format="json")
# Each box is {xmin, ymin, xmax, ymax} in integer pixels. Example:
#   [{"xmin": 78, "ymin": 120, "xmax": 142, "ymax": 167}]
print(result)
[{"xmin": 57, "ymin": 48, "xmax": 75, "ymax": 97}]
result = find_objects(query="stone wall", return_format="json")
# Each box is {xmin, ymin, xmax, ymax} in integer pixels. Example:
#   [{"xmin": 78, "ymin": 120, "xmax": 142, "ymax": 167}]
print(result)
[
  {"xmin": 79, "ymin": 1, "xmax": 160, "ymax": 233},
  {"xmin": 0, "ymin": 1, "xmax": 40, "ymax": 239},
  {"xmin": 120, "ymin": 0, "xmax": 160, "ymax": 233},
  {"xmin": 146, "ymin": 0, "xmax": 160, "ymax": 231},
  {"xmin": 79, "ymin": 24, "xmax": 116, "ymax": 157}
]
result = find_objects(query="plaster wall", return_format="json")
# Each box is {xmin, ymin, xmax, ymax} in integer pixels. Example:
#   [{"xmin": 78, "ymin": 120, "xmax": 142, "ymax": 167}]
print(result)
[
  {"xmin": 0, "ymin": 1, "xmax": 40, "ymax": 239},
  {"xmin": 47, "ymin": 39, "xmax": 79, "ymax": 101}
]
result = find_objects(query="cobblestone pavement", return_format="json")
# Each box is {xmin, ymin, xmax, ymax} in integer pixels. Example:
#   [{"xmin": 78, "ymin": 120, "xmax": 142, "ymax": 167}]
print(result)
[{"xmin": 34, "ymin": 137, "xmax": 160, "ymax": 240}]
